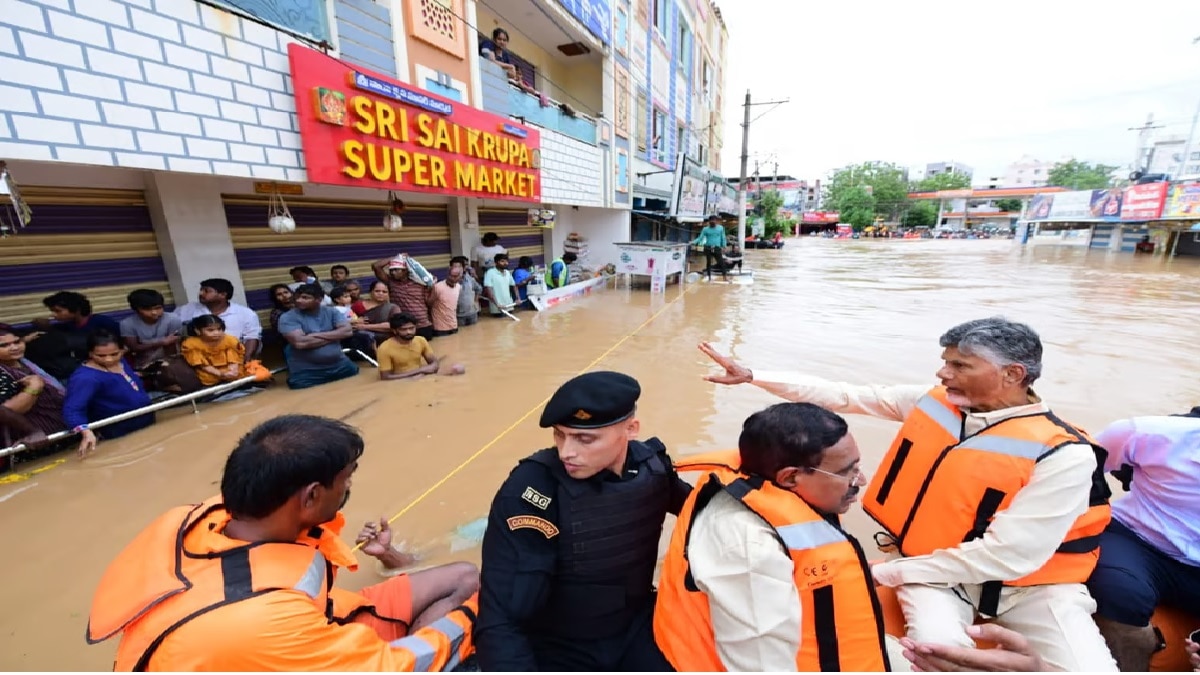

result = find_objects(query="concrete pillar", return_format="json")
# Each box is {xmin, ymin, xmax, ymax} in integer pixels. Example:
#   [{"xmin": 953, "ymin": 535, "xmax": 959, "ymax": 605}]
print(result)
[
  {"xmin": 144, "ymin": 172, "xmax": 246, "ymax": 306},
  {"xmin": 447, "ymin": 197, "xmax": 477, "ymax": 258}
]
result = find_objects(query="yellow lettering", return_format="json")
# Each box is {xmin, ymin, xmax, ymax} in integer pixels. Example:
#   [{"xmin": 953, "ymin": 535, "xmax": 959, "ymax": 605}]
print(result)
[
  {"xmin": 504, "ymin": 170, "xmax": 517, "ymax": 195},
  {"xmin": 367, "ymin": 142, "xmax": 391, "ymax": 181},
  {"xmin": 416, "ymin": 114, "xmax": 434, "ymax": 147},
  {"xmin": 342, "ymin": 140, "xmax": 366, "ymax": 178},
  {"xmin": 477, "ymin": 164, "xmax": 491, "ymax": 191},
  {"xmin": 433, "ymin": 119, "xmax": 454, "ymax": 152},
  {"xmin": 375, "ymin": 101, "xmax": 399, "ymax": 141},
  {"xmin": 393, "ymin": 148, "xmax": 412, "ymax": 183},
  {"xmin": 515, "ymin": 143, "xmax": 529, "ymax": 168},
  {"xmin": 351, "ymin": 97, "xmax": 375, "ymax": 135},
  {"xmin": 495, "ymin": 136, "xmax": 509, "ymax": 163},
  {"xmin": 413, "ymin": 152, "xmax": 432, "ymax": 186},
  {"xmin": 453, "ymin": 124, "xmax": 462, "ymax": 154},
  {"xmin": 454, "ymin": 161, "xmax": 475, "ymax": 190},
  {"xmin": 491, "ymin": 167, "xmax": 503, "ymax": 192},
  {"xmin": 482, "ymin": 133, "xmax": 496, "ymax": 161},
  {"xmin": 430, "ymin": 156, "xmax": 447, "ymax": 187},
  {"xmin": 466, "ymin": 129, "xmax": 481, "ymax": 158}
]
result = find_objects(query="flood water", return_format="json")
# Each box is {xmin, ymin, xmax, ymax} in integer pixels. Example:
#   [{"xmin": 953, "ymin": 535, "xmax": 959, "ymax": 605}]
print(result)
[{"xmin": 2, "ymin": 238, "xmax": 1199, "ymax": 669}]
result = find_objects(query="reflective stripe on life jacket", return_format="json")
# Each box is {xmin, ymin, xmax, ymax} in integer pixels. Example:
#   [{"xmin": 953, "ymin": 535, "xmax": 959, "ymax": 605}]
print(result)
[
  {"xmin": 655, "ymin": 450, "xmax": 890, "ymax": 672},
  {"xmin": 861, "ymin": 387, "xmax": 1111, "ymax": 614},
  {"xmin": 87, "ymin": 497, "xmax": 474, "ymax": 671}
]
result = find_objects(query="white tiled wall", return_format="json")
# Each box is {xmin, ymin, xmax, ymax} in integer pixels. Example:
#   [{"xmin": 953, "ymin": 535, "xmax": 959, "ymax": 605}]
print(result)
[
  {"xmin": 0, "ymin": 0, "xmax": 308, "ymax": 181},
  {"xmin": 541, "ymin": 130, "xmax": 605, "ymax": 207}
]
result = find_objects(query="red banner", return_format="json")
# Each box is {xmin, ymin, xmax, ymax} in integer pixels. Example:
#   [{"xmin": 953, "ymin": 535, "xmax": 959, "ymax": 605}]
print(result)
[
  {"xmin": 802, "ymin": 210, "xmax": 840, "ymax": 223},
  {"xmin": 288, "ymin": 44, "xmax": 541, "ymax": 202},
  {"xmin": 1120, "ymin": 182, "xmax": 1167, "ymax": 221}
]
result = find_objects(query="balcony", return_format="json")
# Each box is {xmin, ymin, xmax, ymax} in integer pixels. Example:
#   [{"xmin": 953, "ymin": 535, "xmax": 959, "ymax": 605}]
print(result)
[
  {"xmin": 480, "ymin": 61, "xmax": 597, "ymax": 145},
  {"xmin": 474, "ymin": 0, "xmax": 604, "ymax": 147}
]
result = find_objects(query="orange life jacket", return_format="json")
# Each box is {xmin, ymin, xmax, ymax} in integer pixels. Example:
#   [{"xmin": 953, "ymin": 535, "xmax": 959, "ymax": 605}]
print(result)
[
  {"xmin": 655, "ymin": 451, "xmax": 890, "ymax": 672},
  {"xmin": 87, "ymin": 497, "xmax": 475, "ymax": 671},
  {"xmin": 862, "ymin": 387, "xmax": 1112, "ymax": 615}
]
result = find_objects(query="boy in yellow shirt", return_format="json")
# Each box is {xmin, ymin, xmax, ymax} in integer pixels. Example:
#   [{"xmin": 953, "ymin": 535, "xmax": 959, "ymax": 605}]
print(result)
[{"xmin": 377, "ymin": 314, "xmax": 465, "ymax": 380}]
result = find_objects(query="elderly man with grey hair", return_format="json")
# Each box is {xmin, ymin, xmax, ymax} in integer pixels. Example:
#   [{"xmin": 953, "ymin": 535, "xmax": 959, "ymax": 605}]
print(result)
[{"xmin": 698, "ymin": 316, "xmax": 1117, "ymax": 672}]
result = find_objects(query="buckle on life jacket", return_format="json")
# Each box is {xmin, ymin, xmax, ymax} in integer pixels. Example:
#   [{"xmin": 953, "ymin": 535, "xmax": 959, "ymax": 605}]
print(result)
[{"xmin": 873, "ymin": 531, "xmax": 898, "ymax": 553}]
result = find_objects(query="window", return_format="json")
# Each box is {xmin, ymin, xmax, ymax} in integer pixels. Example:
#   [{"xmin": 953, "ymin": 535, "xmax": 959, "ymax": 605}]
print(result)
[
  {"xmin": 1173, "ymin": 153, "xmax": 1184, "ymax": 162},
  {"xmin": 677, "ymin": 124, "xmax": 686, "ymax": 157},
  {"xmin": 1033, "ymin": 168, "xmax": 1041, "ymax": 175},
  {"xmin": 652, "ymin": 108, "xmax": 667, "ymax": 161},
  {"xmin": 211, "ymin": 0, "xmax": 329, "ymax": 41},
  {"xmin": 652, "ymin": 0, "xmax": 667, "ymax": 33},
  {"xmin": 1191, "ymin": 152, "xmax": 1200, "ymax": 161},
  {"xmin": 677, "ymin": 23, "xmax": 691, "ymax": 76},
  {"xmin": 701, "ymin": 60, "xmax": 712, "ymax": 102},
  {"xmin": 697, "ymin": 143, "xmax": 707, "ymax": 166}
]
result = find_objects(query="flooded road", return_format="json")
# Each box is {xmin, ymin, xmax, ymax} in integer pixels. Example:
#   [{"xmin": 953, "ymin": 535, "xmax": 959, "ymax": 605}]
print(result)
[{"xmin": 2, "ymin": 238, "xmax": 1199, "ymax": 669}]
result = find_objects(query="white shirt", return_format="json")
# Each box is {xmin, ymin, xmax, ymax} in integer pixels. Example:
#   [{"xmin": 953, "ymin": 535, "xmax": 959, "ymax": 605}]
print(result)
[
  {"xmin": 175, "ymin": 302, "xmax": 263, "ymax": 343},
  {"xmin": 472, "ymin": 244, "xmax": 507, "ymax": 270},
  {"xmin": 751, "ymin": 372, "xmax": 1098, "ymax": 609},
  {"xmin": 1096, "ymin": 415, "xmax": 1200, "ymax": 565},
  {"xmin": 689, "ymin": 489, "xmax": 803, "ymax": 671}
]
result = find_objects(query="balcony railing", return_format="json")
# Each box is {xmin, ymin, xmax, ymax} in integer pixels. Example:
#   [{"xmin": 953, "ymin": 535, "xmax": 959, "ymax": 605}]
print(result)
[{"xmin": 479, "ymin": 60, "xmax": 597, "ymax": 146}]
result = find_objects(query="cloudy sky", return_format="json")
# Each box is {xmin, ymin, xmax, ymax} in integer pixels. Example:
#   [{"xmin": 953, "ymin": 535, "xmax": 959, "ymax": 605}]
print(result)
[{"xmin": 716, "ymin": 0, "xmax": 1200, "ymax": 183}]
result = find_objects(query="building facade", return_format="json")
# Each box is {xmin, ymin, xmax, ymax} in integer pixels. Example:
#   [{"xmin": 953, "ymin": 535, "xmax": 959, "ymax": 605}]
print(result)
[
  {"xmin": 925, "ymin": 161, "xmax": 973, "ymax": 180},
  {"xmin": 1002, "ymin": 155, "xmax": 1057, "ymax": 188},
  {"xmin": 1145, "ymin": 136, "xmax": 1200, "ymax": 180},
  {"xmin": 0, "ymin": 0, "xmax": 663, "ymax": 327}
]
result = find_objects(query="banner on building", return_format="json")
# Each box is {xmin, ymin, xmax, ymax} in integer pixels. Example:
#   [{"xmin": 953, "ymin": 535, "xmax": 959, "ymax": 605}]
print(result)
[
  {"xmin": 1026, "ymin": 189, "xmax": 1119, "ymax": 221},
  {"xmin": 1120, "ymin": 182, "xmax": 1167, "ymax": 220},
  {"xmin": 802, "ymin": 211, "xmax": 840, "ymax": 224},
  {"xmin": 288, "ymin": 44, "xmax": 541, "ymax": 202},
  {"xmin": 1164, "ymin": 180, "xmax": 1200, "ymax": 218},
  {"xmin": 556, "ymin": 0, "xmax": 611, "ymax": 45},
  {"xmin": 670, "ymin": 153, "xmax": 707, "ymax": 220}
]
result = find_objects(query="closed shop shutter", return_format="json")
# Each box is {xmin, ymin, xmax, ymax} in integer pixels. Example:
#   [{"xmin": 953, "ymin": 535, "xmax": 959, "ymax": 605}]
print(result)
[
  {"xmin": 477, "ymin": 207, "xmax": 546, "ymax": 267},
  {"xmin": 0, "ymin": 187, "xmax": 173, "ymax": 325},
  {"xmin": 222, "ymin": 195, "xmax": 452, "ymax": 327}
]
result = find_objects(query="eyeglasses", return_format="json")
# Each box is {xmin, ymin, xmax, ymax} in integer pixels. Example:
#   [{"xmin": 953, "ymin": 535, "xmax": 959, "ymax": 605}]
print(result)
[{"xmin": 809, "ymin": 465, "xmax": 865, "ymax": 483}]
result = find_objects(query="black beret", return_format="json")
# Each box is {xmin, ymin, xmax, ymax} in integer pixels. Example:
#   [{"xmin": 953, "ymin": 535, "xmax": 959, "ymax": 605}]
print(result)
[{"xmin": 539, "ymin": 371, "xmax": 641, "ymax": 429}]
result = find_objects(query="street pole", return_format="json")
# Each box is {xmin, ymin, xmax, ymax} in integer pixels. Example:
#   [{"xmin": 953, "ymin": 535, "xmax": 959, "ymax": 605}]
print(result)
[
  {"xmin": 1176, "ymin": 37, "xmax": 1200, "ymax": 178},
  {"xmin": 737, "ymin": 90, "xmax": 752, "ymax": 247}
]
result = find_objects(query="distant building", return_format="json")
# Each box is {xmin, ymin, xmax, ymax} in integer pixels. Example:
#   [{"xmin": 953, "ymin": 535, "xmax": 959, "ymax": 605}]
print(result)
[
  {"xmin": 926, "ymin": 161, "xmax": 974, "ymax": 180},
  {"xmin": 1003, "ymin": 156, "xmax": 1057, "ymax": 187},
  {"xmin": 729, "ymin": 175, "xmax": 821, "ymax": 217},
  {"xmin": 1145, "ymin": 136, "xmax": 1200, "ymax": 179}
]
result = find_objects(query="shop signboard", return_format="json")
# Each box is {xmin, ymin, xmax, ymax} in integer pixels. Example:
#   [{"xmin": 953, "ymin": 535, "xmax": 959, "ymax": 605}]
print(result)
[
  {"xmin": 1046, "ymin": 190, "xmax": 1095, "ymax": 220},
  {"xmin": 719, "ymin": 184, "xmax": 738, "ymax": 214},
  {"xmin": 802, "ymin": 211, "xmax": 840, "ymax": 224},
  {"xmin": 555, "ymin": 0, "xmax": 611, "ymax": 45},
  {"xmin": 704, "ymin": 180, "xmax": 723, "ymax": 216},
  {"xmin": 1164, "ymin": 180, "xmax": 1200, "ymax": 219},
  {"xmin": 1120, "ymin": 182, "xmax": 1167, "ymax": 221},
  {"xmin": 670, "ymin": 153, "xmax": 707, "ymax": 219},
  {"xmin": 288, "ymin": 44, "xmax": 541, "ymax": 202}
]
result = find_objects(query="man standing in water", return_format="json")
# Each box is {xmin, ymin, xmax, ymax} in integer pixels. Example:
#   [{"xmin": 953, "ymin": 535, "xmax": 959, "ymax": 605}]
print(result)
[
  {"xmin": 475, "ymin": 371, "xmax": 692, "ymax": 671},
  {"xmin": 691, "ymin": 215, "xmax": 728, "ymax": 281},
  {"xmin": 698, "ymin": 316, "xmax": 1117, "ymax": 671}
]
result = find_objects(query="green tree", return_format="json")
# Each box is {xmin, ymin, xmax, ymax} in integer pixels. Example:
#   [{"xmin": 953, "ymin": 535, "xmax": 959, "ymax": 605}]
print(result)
[
  {"xmin": 825, "ymin": 162, "xmax": 910, "ymax": 221},
  {"xmin": 914, "ymin": 171, "xmax": 971, "ymax": 192},
  {"xmin": 995, "ymin": 198, "xmax": 1023, "ymax": 212},
  {"xmin": 838, "ymin": 186, "xmax": 876, "ymax": 231},
  {"xmin": 756, "ymin": 189, "xmax": 787, "ymax": 237},
  {"xmin": 901, "ymin": 200, "xmax": 939, "ymax": 227},
  {"xmin": 1045, "ymin": 160, "xmax": 1117, "ymax": 190}
]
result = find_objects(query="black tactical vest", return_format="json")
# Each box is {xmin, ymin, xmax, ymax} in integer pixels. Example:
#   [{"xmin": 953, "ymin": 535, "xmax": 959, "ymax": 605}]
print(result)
[{"xmin": 522, "ymin": 438, "xmax": 672, "ymax": 640}]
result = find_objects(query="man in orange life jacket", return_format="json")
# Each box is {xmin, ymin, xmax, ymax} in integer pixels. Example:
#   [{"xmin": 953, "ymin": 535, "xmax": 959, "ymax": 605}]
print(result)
[
  {"xmin": 698, "ymin": 316, "xmax": 1117, "ymax": 671},
  {"xmin": 87, "ymin": 414, "xmax": 479, "ymax": 671}
]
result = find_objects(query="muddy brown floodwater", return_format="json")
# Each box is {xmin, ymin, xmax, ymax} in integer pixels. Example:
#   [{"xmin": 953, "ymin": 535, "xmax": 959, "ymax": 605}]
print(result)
[{"xmin": 2, "ymin": 238, "xmax": 1199, "ymax": 669}]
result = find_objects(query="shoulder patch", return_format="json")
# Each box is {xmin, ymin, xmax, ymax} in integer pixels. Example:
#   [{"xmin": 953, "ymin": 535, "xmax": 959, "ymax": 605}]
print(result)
[
  {"xmin": 521, "ymin": 486, "xmax": 552, "ymax": 510},
  {"xmin": 507, "ymin": 515, "xmax": 559, "ymax": 538}
]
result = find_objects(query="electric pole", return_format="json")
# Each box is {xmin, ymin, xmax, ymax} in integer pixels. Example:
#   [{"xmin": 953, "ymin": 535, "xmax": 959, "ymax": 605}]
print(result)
[
  {"xmin": 1128, "ymin": 113, "xmax": 1162, "ymax": 174},
  {"xmin": 736, "ymin": 91, "xmax": 789, "ymax": 247}
]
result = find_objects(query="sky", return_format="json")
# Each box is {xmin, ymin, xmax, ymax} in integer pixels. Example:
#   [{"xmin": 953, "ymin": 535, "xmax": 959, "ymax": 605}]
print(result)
[{"xmin": 716, "ymin": 0, "xmax": 1200, "ymax": 184}]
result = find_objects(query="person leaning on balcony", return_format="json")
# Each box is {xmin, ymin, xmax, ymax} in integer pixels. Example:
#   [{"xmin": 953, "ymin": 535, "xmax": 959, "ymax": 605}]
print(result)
[
  {"xmin": 480, "ymin": 28, "xmax": 519, "ymax": 82},
  {"xmin": 697, "ymin": 316, "xmax": 1119, "ymax": 672}
]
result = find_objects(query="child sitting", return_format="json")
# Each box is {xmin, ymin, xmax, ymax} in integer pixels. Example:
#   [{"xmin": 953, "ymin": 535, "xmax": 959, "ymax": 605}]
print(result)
[
  {"xmin": 331, "ymin": 284, "xmax": 378, "ymax": 358},
  {"xmin": 181, "ymin": 315, "xmax": 245, "ymax": 386}
]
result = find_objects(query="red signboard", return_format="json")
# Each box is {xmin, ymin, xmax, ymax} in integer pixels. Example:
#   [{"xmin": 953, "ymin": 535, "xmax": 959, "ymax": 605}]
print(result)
[
  {"xmin": 802, "ymin": 210, "xmax": 840, "ymax": 223},
  {"xmin": 1120, "ymin": 182, "xmax": 1167, "ymax": 221},
  {"xmin": 287, "ymin": 44, "xmax": 541, "ymax": 202}
]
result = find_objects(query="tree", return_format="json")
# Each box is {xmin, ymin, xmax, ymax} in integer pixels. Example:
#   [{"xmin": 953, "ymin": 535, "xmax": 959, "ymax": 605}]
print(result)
[
  {"xmin": 1045, "ymin": 160, "xmax": 1117, "ymax": 190},
  {"xmin": 901, "ymin": 200, "xmax": 939, "ymax": 227},
  {"xmin": 995, "ymin": 198, "xmax": 1023, "ymax": 212},
  {"xmin": 838, "ymin": 186, "xmax": 876, "ymax": 231},
  {"xmin": 825, "ymin": 162, "xmax": 910, "ymax": 222},
  {"xmin": 914, "ymin": 171, "xmax": 971, "ymax": 192},
  {"xmin": 756, "ymin": 189, "xmax": 787, "ymax": 237}
]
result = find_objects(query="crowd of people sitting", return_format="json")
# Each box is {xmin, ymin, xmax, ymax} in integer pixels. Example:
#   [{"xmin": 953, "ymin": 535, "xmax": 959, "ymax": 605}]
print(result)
[{"xmin": 0, "ymin": 233, "xmax": 578, "ymax": 466}]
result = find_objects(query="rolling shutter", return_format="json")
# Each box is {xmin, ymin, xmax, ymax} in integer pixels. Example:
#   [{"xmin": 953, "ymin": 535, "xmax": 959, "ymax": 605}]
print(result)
[{"xmin": 477, "ymin": 207, "xmax": 546, "ymax": 267}]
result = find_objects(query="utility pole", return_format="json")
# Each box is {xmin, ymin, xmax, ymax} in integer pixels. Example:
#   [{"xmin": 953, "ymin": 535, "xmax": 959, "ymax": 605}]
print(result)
[
  {"xmin": 1128, "ymin": 113, "xmax": 1162, "ymax": 174},
  {"xmin": 1177, "ymin": 37, "xmax": 1200, "ymax": 178},
  {"xmin": 736, "ymin": 91, "xmax": 789, "ymax": 247}
]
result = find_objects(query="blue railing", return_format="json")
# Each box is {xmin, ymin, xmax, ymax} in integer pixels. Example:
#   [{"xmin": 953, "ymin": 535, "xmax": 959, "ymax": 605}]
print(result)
[
  {"xmin": 479, "ymin": 61, "xmax": 597, "ymax": 146},
  {"xmin": 208, "ymin": 0, "xmax": 331, "ymax": 42}
]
